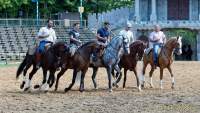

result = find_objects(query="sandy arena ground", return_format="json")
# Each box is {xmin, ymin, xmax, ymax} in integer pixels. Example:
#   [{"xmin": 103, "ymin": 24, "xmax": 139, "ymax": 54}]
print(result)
[{"xmin": 0, "ymin": 61, "xmax": 200, "ymax": 113}]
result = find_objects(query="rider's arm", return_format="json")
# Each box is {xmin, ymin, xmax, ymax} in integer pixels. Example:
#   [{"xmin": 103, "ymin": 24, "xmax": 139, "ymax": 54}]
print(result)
[
  {"xmin": 52, "ymin": 30, "xmax": 57, "ymax": 44},
  {"xmin": 96, "ymin": 29, "xmax": 107, "ymax": 42},
  {"xmin": 162, "ymin": 33, "xmax": 167, "ymax": 44}
]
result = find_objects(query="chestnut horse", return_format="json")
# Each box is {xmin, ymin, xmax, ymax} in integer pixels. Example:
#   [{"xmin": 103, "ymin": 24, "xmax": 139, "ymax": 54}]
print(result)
[
  {"xmin": 113, "ymin": 40, "xmax": 147, "ymax": 91},
  {"xmin": 140, "ymin": 36, "xmax": 182, "ymax": 89}
]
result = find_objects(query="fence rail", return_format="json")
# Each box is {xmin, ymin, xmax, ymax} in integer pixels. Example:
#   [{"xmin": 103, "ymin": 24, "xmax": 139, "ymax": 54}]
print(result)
[{"xmin": 0, "ymin": 18, "xmax": 87, "ymax": 28}]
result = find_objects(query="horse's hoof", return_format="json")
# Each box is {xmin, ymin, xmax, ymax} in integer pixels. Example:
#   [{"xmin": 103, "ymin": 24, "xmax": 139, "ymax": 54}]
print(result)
[
  {"xmin": 94, "ymin": 87, "xmax": 98, "ymax": 90},
  {"xmin": 141, "ymin": 84, "xmax": 145, "ymax": 88},
  {"xmin": 116, "ymin": 84, "xmax": 119, "ymax": 88},
  {"xmin": 112, "ymin": 83, "xmax": 115, "ymax": 87},
  {"xmin": 112, "ymin": 83, "xmax": 118, "ymax": 88},
  {"xmin": 123, "ymin": 88, "xmax": 126, "ymax": 90},
  {"xmin": 43, "ymin": 90, "xmax": 48, "ymax": 93},
  {"xmin": 150, "ymin": 85, "xmax": 154, "ymax": 88},
  {"xmin": 109, "ymin": 89, "xmax": 113, "ymax": 92},
  {"xmin": 24, "ymin": 87, "xmax": 30, "ymax": 92},
  {"xmin": 79, "ymin": 89, "xmax": 84, "ymax": 92},
  {"xmin": 171, "ymin": 86, "xmax": 175, "ymax": 89},
  {"xmin": 20, "ymin": 82, "xmax": 25, "ymax": 89},
  {"xmin": 54, "ymin": 88, "xmax": 58, "ymax": 91},
  {"xmin": 34, "ymin": 85, "xmax": 40, "ymax": 89},
  {"xmin": 64, "ymin": 88, "xmax": 70, "ymax": 92}
]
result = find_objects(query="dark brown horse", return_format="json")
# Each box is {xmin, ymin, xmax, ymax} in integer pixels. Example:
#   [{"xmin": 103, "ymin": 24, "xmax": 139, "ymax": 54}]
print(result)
[
  {"xmin": 140, "ymin": 36, "xmax": 182, "ymax": 89},
  {"xmin": 54, "ymin": 41, "xmax": 100, "ymax": 92},
  {"xmin": 113, "ymin": 40, "xmax": 147, "ymax": 91}
]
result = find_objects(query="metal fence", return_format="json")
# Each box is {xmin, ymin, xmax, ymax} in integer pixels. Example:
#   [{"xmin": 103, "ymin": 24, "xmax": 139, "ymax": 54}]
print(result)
[{"xmin": 0, "ymin": 18, "xmax": 87, "ymax": 28}]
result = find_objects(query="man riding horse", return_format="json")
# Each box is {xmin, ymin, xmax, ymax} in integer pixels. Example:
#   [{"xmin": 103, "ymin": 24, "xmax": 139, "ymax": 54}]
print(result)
[
  {"xmin": 92, "ymin": 21, "xmax": 111, "ymax": 62},
  {"xmin": 35, "ymin": 19, "xmax": 57, "ymax": 69},
  {"xmin": 149, "ymin": 24, "xmax": 166, "ymax": 69},
  {"xmin": 69, "ymin": 23, "xmax": 82, "ymax": 56}
]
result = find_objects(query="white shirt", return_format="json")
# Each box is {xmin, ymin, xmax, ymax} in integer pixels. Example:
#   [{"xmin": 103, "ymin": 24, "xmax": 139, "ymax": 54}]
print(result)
[
  {"xmin": 119, "ymin": 29, "xmax": 134, "ymax": 44},
  {"xmin": 37, "ymin": 27, "xmax": 57, "ymax": 43},
  {"xmin": 149, "ymin": 31, "xmax": 166, "ymax": 48}
]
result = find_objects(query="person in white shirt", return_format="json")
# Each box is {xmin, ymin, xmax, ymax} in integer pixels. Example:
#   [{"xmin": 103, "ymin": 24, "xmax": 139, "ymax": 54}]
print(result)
[
  {"xmin": 149, "ymin": 24, "xmax": 166, "ymax": 68},
  {"xmin": 117, "ymin": 22, "xmax": 134, "ymax": 59},
  {"xmin": 119, "ymin": 22, "xmax": 135, "ymax": 45},
  {"xmin": 35, "ymin": 19, "xmax": 57, "ymax": 68}
]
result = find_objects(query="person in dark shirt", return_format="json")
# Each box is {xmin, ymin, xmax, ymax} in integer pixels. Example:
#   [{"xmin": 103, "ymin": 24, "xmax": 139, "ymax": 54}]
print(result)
[
  {"xmin": 96, "ymin": 21, "xmax": 111, "ymax": 44},
  {"xmin": 69, "ymin": 23, "xmax": 82, "ymax": 56},
  {"xmin": 92, "ymin": 21, "xmax": 111, "ymax": 62}
]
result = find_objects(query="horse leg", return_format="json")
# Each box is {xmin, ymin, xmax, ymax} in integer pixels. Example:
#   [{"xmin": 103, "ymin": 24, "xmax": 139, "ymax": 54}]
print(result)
[
  {"xmin": 160, "ymin": 68, "xmax": 164, "ymax": 89},
  {"xmin": 80, "ymin": 69, "xmax": 87, "ymax": 92},
  {"xmin": 106, "ymin": 65, "xmax": 113, "ymax": 92},
  {"xmin": 123, "ymin": 69, "xmax": 127, "ymax": 89},
  {"xmin": 24, "ymin": 65, "xmax": 38, "ymax": 92},
  {"xmin": 91, "ymin": 67, "xmax": 98, "ymax": 89},
  {"xmin": 112, "ymin": 65, "xmax": 122, "ymax": 88},
  {"xmin": 20, "ymin": 63, "xmax": 32, "ymax": 89},
  {"xmin": 140, "ymin": 62, "xmax": 148, "ymax": 88},
  {"xmin": 133, "ymin": 67, "xmax": 141, "ymax": 91},
  {"xmin": 64, "ymin": 69, "xmax": 77, "ymax": 92},
  {"xmin": 55, "ymin": 68, "xmax": 67, "ymax": 91},
  {"xmin": 167, "ymin": 66, "xmax": 175, "ymax": 89},
  {"xmin": 49, "ymin": 69, "xmax": 56, "ymax": 88},
  {"xmin": 149, "ymin": 65, "xmax": 155, "ymax": 88},
  {"xmin": 39, "ymin": 69, "xmax": 49, "ymax": 92}
]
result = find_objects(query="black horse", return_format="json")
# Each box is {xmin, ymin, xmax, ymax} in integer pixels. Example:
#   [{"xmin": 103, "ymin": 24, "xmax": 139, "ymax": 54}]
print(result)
[{"xmin": 16, "ymin": 41, "xmax": 68, "ymax": 91}]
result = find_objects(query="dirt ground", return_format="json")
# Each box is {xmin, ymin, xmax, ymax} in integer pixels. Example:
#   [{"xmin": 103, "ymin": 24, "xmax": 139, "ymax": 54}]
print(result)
[{"xmin": 0, "ymin": 61, "xmax": 200, "ymax": 113}]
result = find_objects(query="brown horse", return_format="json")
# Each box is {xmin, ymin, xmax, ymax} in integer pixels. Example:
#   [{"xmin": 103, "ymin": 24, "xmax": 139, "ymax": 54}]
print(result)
[
  {"xmin": 140, "ymin": 36, "xmax": 182, "ymax": 89},
  {"xmin": 54, "ymin": 41, "xmax": 100, "ymax": 92},
  {"xmin": 114, "ymin": 40, "xmax": 147, "ymax": 91}
]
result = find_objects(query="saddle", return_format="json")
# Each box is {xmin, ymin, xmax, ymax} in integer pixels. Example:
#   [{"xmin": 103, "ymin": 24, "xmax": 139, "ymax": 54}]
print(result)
[{"xmin": 145, "ymin": 47, "xmax": 162, "ymax": 58}]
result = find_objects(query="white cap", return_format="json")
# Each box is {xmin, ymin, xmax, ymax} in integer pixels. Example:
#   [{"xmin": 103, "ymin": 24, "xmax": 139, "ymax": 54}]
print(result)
[{"xmin": 126, "ymin": 22, "xmax": 132, "ymax": 28}]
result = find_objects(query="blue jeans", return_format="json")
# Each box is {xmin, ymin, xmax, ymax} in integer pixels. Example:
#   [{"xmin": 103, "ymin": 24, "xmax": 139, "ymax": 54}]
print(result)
[
  {"xmin": 37, "ymin": 40, "xmax": 53, "ymax": 54},
  {"xmin": 153, "ymin": 43, "xmax": 162, "ymax": 65}
]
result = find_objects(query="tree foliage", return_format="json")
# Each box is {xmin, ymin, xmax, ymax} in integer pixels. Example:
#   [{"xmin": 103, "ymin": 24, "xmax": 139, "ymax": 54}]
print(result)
[{"xmin": 0, "ymin": 0, "xmax": 133, "ymax": 18}]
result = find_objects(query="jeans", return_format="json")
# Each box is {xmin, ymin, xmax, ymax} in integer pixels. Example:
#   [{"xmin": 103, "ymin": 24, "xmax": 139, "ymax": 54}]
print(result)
[
  {"xmin": 37, "ymin": 40, "xmax": 53, "ymax": 54},
  {"xmin": 153, "ymin": 43, "xmax": 162, "ymax": 65}
]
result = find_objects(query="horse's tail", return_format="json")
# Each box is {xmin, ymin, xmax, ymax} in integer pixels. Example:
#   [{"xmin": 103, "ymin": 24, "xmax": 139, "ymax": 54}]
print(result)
[{"xmin": 16, "ymin": 53, "xmax": 28, "ymax": 79}]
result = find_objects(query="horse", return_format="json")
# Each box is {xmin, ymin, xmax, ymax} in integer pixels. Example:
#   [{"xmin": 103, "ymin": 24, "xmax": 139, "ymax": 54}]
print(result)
[
  {"xmin": 111, "ymin": 40, "xmax": 147, "ymax": 91},
  {"xmin": 53, "ymin": 41, "xmax": 100, "ymax": 92},
  {"xmin": 101, "ymin": 35, "xmax": 130, "ymax": 92},
  {"xmin": 140, "ymin": 36, "xmax": 182, "ymax": 89},
  {"xmin": 16, "ymin": 41, "xmax": 68, "ymax": 91}
]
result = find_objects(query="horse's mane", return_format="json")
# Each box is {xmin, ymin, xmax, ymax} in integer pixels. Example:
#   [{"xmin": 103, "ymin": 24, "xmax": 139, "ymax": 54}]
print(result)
[
  {"xmin": 130, "ymin": 40, "xmax": 143, "ymax": 48},
  {"xmin": 165, "ymin": 37, "xmax": 177, "ymax": 46}
]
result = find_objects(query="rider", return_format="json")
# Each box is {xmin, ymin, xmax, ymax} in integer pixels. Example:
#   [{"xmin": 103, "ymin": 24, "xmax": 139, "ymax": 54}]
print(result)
[
  {"xmin": 69, "ymin": 23, "xmax": 82, "ymax": 56},
  {"xmin": 92, "ymin": 21, "xmax": 111, "ymax": 62},
  {"xmin": 149, "ymin": 24, "xmax": 166, "ymax": 69},
  {"xmin": 35, "ymin": 19, "xmax": 57, "ymax": 69},
  {"xmin": 119, "ymin": 22, "xmax": 134, "ymax": 46}
]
